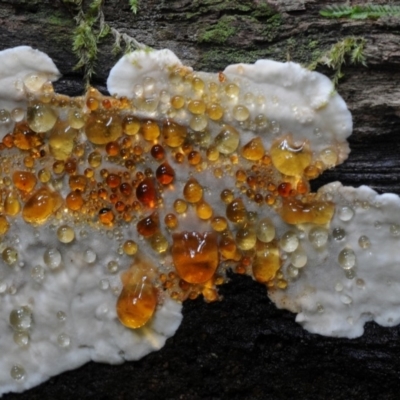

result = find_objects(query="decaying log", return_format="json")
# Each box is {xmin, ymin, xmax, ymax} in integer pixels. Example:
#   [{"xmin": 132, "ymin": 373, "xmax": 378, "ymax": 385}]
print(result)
[{"xmin": 1, "ymin": 0, "xmax": 400, "ymax": 398}]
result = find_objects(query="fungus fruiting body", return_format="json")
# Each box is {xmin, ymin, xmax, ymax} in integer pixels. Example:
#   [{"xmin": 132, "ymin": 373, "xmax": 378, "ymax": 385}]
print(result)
[{"xmin": 0, "ymin": 45, "xmax": 396, "ymax": 396}]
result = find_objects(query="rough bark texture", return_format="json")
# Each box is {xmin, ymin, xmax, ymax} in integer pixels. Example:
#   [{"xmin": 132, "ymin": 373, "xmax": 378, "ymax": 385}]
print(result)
[{"xmin": 1, "ymin": 0, "xmax": 400, "ymax": 399}]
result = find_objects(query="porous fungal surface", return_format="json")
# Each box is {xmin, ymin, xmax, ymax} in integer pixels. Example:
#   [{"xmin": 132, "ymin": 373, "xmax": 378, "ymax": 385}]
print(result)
[{"xmin": 0, "ymin": 45, "xmax": 396, "ymax": 396}]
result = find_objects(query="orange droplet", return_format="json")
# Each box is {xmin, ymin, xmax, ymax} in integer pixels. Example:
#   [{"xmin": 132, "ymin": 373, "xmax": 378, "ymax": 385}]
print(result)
[
  {"xmin": 136, "ymin": 177, "xmax": 157, "ymax": 208},
  {"xmin": 156, "ymin": 162, "xmax": 175, "ymax": 185},
  {"xmin": 22, "ymin": 187, "xmax": 61, "ymax": 225},
  {"xmin": 137, "ymin": 212, "xmax": 159, "ymax": 237},
  {"xmin": 171, "ymin": 232, "xmax": 218, "ymax": 284},
  {"xmin": 116, "ymin": 269, "xmax": 158, "ymax": 329},
  {"xmin": 12, "ymin": 171, "xmax": 37, "ymax": 193}
]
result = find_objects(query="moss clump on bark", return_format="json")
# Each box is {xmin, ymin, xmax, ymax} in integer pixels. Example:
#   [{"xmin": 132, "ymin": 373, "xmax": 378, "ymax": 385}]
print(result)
[{"xmin": 198, "ymin": 15, "xmax": 237, "ymax": 44}]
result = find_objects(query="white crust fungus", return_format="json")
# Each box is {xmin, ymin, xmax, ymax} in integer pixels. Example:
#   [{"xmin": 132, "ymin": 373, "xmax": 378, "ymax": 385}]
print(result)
[
  {"xmin": 0, "ymin": 45, "xmax": 394, "ymax": 396},
  {"xmin": 270, "ymin": 182, "xmax": 400, "ymax": 338}
]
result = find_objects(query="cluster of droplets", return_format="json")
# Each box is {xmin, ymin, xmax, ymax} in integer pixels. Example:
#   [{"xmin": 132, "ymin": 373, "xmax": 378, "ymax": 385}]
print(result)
[{"xmin": 0, "ymin": 64, "xmax": 351, "ymax": 351}]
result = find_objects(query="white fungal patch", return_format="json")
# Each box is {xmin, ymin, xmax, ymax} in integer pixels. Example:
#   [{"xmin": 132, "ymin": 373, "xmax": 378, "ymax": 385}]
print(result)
[
  {"xmin": 270, "ymin": 182, "xmax": 400, "ymax": 338},
  {"xmin": 0, "ymin": 216, "xmax": 182, "ymax": 396}
]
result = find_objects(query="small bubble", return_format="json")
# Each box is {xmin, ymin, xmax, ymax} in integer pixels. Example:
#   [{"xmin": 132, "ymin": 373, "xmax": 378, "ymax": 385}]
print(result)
[
  {"xmin": 308, "ymin": 227, "xmax": 329, "ymax": 248},
  {"xmin": 358, "ymin": 235, "xmax": 371, "ymax": 249},
  {"xmin": 356, "ymin": 279, "xmax": 365, "ymax": 289},
  {"xmin": 99, "ymin": 279, "xmax": 110, "ymax": 291},
  {"xmin": 57, "ymin": 333, "xmax": 71, "ymax": 348},
  {"xmin": 57, "ymin": 225, "xmax": 75, "ymax": 243},
  {"xmin": 57, "ymin": 311, "xmax": 66, "ymax": 321},
  {"xmin": 31, "ymin": 265, "xmax": 45, "ymax": 283},
  {"xmin": 10, "ymin": 365, "xmax": 25, "ymax": 381},
  {"xmin": 390, "ymin": 224, "xmax": 400, "ymax": 237},
  {"xmin": 338, "ymin": 248, "xmax": 356, "ymax": 270},
  {"xmin": 287, "ymin": 264, "xmax": 299, "ymax": 278},
  {"xmin": 43, "ymin": 248, "xmax": 62, "ymax": 270},
  {"xmin": 340, "ymin": 294, "xmax": 352, "ymax": 305},
  {"xmin": 338, "ymin": 206, "xmax": 354, "ymax": 222},
  {"xmin": 374, "ymin": 221, "xmax": 382, "ymax": 229},
  {"xmin": 84, "ymin": 249, "xmax": 96, "ymax": 264},
  {"xmin": 107, "ymin": 261, "xmax": 119, "ymax": 274},
  {"xmin": 280, "ymin": 231, "xmax": 299, "ymax": 253},
  {"xmin": 13, "ymin": 331, "xmax": 30, "ymax": 347},
  {"xmin": 332, "ymin": 227, "xmax": 346, "ymax": 241},
  {"xmin": 9, "ymin": 306, "xmax": 33, "ymax": 332},
  {"xmin": 335, "ymin": 282, "xmax": 343, "ymax": 292}
]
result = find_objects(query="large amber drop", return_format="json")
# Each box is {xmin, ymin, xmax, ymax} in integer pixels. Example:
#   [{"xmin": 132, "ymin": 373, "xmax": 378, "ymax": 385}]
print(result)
[
  {"xmin": 270, "ymin": 138, "xmax": 312, "ymax": 176},
  {"xmin": 85, "ymin": 112, "xmax": 122, "ymax": 145},
  {"xmin": 253, "ymin": 242, "xmax": 281, "ymax": 283},
  {"xmin": 162, "ymin": 119, "xmax": 187, "ymax": 148},
  {"xmin": 12, "ymin": 171, "xmax": 37, "ymax": 193},
  {"xmin": 136, "ymin": 178, "xmax": 157, "ymax": 208},
  {"xmin": 117, "ymin": 269, "xmax": 158, "ymax": 329},
  {"xmin": 22, "ymin": 187, "xmax": 61, "ymax": 225},
  {"xmin": 281, "ymin": 198, "xmax": 335, "ymax": 225},
  {"xmin": 137, "ymin": 212, "xmax": 159, "ymax": 237},
  {"xmin": 171, "ymin": 232, "xmax": 219, "ymax": 284}
]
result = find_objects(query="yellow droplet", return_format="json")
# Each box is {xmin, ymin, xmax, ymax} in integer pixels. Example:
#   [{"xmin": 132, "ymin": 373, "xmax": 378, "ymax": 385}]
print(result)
[{"xmin": 270, "ymin": 138, "xmax": 312, "ymax": 176}]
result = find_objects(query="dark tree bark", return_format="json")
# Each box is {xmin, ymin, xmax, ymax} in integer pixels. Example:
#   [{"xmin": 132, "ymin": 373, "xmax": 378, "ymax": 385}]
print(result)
[{"xmin": 1, "ymin": 0, "xmax": 400, "ymax": 399}]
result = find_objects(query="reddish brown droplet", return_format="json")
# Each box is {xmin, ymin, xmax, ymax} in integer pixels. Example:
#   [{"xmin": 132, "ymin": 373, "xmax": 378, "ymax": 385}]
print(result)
[
  {"xmin": 156, "ymin": 162, "xmax": 175, "ymax": 185},
  {"xmin": 136, "ymin": 212, "xmax": 159, "ymax": 237},
  {"xmin": 136, "ymin": 177, "xmax": 157, "ymax": 208},
  {"xmin": 12, "ymin": 171, "xmax": 37, "ymax": 193}
]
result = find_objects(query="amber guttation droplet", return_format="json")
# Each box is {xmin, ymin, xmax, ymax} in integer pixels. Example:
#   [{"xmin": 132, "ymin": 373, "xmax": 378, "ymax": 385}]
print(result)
[
  {"xmin": 116, "ymin": 269, "xmax": 157, "ymax": 329},
  {"xmin": 226, "ymin": 198, "xmax": 246, "ymax": 223},
  {"xmin": 122, "ymin": 115, "xmax": 141, "ymax": 136},
  {"xmin": 69, "ymin": 175, "xmax": 87, "ymax": 192},
  {"xmin": 270, "ymin": 138, "xmax": 311, "ymax": 176},
  {"xmin": 183, "ymin": 178, "xmax": 203, "ymax": 203},
  {"xmin": 13, "ymin": 121, "xmax": 43, "ymax": 150},
  {"xmin": 280, "ymin": 198, "xmax": 335, "ymax": 225},
  {"xmin": 156, "ymin": 162, "xmax": 175, "ymax": 185},
  {"xmin": 120, "ymin": 182, "xmax": 132, "ymax": 197},
  {"xmin": 241, "ymin": 137, "xmax": 265, "ymax": 161},
  {"xmin": 219, "ymin": 236, "xmax": 241, "ymax": 261},
  {"xmin": 85, "ymin": 112, "xmax": 122, "ymax": 145},
  {"xmin": 136, "ymin": 177, "xmax": 157, "ymax": 208},
  {"xmin": 253, "ymin": 241, "xmax": 280, "ymax": 283},
  {"xmin": 162, "ymin": 119, "xmax": 187, "ymax": 148},
  {"xmin": 22, "ymin": 187, "xmax": 61, "ymax": 225},
  {"xmin": 66, "ymin": 190, "xmax": 84, "ymax": 211},
  {"xmin": 171, "ymin": 231, "xmax": 219, "ymax": 284},
  {"xmin": 106, "ymin": 141, "xmax": 120, "ymax": 156},
  {"xmin": 165, "ymin": 213, "xmax": 178, "ymax": 229},
  {"xmin": 12, "ymin": 171, "xmax": 37, "ymax": 193},
  {"xmin": 0, "ymin": 214, "xmax": 10, "ymax": 234},
  {"xmin": 141, "ymin": 120, "xmax": 160, "ymax": 141},
  {"xmin": 4, "ymin": 193, "xmax": 20, "ymax": 216},
  {"xmin": 106, "ymin": 174, "xmax": 121, "ymax": 189},
  {"xmin": 98, "ymin": 207, "xmax": 115, "ymax": 226},
  {"xmin": 150, "ymin": 144, "xmax": 165, "ymax": 160},
  {"xmin": 277, "ymin": 182, "xmax": 292, "ymax": 198},
  {"xmin": 137, "ymin": 212, "xmax": 159, "ymax": 237}
]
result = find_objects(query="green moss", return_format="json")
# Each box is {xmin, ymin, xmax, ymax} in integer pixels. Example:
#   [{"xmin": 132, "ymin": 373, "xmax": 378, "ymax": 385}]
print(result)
[
  {"xmin": 258, "ymin": 12, "xmax": 282, "ymax": 42},
  {"xmin": 46, "ymin": 12, "xmax": 73, "ymax": 27},
  {"xmin": 198, "ymin": 15, "xmax": 237, "ymax": 44}
]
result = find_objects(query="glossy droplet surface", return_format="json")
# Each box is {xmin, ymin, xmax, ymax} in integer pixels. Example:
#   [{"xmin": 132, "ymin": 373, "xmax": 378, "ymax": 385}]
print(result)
[
  {"xmin": 156, "ymin": 162, "xmax": 175, "ymax": 185},
  {"xmin": 117, "ymin": 269, "xmax": 158, "ymax": 329},
  {"xmin": 13, "ymin": 171, "xmax": 37, "ymax": 193},
  {"xmin": 183, "ymin": 178, "xmax": 203, "ymax": 203},
  {"xmin": 172, "ymin": 232, "xmax": 218, "ymax": 284},
  {"xmin": 256, "ymin": 218, "xmax": 275, "ymax": 243},
  {"xmin": 242, "ymin": 138, "xmax": 265, "ymax": 161},
  {"xmin": 136, "ymin": 178, "xmax": 157, "ymax": 208},
  {"xmin": 215, "ymin": 125, "xmax": 240, "ymax": 154},
  {"xmin": 137, "ymin": 212, "xmax": 159, "ymax": 237},
  {"xmin": 270, "ymin": 138, "xmax": 311, "ymax": 176},
  {"xmin": 85, "ymin": 112, "xmax": 122, "ymax": 145},
  {"xmin": 27, "ymin": 103, "xmax": 57, "ymax": 132},
  {"xmin": 253, "ymin": 242, "xmax": 280, "ymax": 283},
  {"xmin": 338, "ymin": 248, "xmax": 356, "ymax": 270},
  {"xmin": 22, "ymin": 188, "xmax": 61, "ymax": 225},
  {"xmin": 162, "ymin": 119, "xmax": 187, "ymax": 147},
  {"xmin": 9, "ymin": 306, "xmax": 33, "ymax": 332}
]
